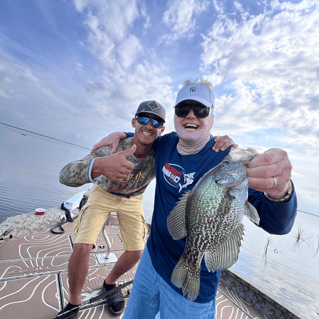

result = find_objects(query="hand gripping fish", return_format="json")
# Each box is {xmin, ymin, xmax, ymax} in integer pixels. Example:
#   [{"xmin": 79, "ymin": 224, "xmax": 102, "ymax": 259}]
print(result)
[{"xmin": 167, "ymin": 148, "xmax": 260, "ymax": 302}]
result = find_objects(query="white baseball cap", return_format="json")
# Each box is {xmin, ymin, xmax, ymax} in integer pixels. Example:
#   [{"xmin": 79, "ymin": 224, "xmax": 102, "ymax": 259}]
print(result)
[{"xmin": 175, "ymin": 84, "xmax": 214, "ymax": 108}]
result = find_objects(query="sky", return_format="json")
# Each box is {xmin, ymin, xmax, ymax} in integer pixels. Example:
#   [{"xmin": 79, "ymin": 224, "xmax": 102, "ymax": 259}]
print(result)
[{"xmin": 0, "ymin": 0, "xmax": 318, "ymax": 216}]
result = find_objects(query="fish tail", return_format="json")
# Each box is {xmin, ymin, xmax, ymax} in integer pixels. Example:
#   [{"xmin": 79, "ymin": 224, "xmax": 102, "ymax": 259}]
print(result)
[{"xmin": 171, "ymin": 256, "xmax": 200, "ymax": 302}]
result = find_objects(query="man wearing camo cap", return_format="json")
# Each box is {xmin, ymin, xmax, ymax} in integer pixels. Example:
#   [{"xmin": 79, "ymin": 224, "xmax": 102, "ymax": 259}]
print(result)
[{"xmin": 57, "ymin": 101, "xmax": 166, "ymax": 318}]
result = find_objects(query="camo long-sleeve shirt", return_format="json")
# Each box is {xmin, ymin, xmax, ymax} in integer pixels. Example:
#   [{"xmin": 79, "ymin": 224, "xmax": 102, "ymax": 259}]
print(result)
[{"xmin": 59, "ymin": 137, "xmax": 156, "ymax": 198}]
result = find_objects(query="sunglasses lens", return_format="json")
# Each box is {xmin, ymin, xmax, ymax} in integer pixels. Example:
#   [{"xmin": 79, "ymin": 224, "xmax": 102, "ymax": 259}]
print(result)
[
  {"xmin": 137, "ymin": 116, "xmax": 164, "ymax": 128},
  {"xmin": 175, "ymin": 104, "xmax": 210, "ymax": 118},
  {"xmin": 175, "ymin": 105, "xmax": 191, "ymax": 117},
  {"xmin": 193, "ymin": 106, "xmax": 210, "ymax": 118},
  {"xmin": 137, "ymin": 117, "xmax": 150, "ymax": 125},
  {"xmin": 151, "ymin": 119, "xmax": 160, "ymax": 128}
]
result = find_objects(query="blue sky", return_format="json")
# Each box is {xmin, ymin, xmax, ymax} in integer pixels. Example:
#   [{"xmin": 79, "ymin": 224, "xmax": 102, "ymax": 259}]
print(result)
[{"xmin": 0, "ymin": 0, "xmax": 319, "ymax": 215}]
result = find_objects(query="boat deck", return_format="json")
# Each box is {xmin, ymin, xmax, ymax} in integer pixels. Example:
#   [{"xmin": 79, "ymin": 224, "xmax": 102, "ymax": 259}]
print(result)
[{"xmin": 0, "ymin": 214, "xmax": 267, "ymax": 319}]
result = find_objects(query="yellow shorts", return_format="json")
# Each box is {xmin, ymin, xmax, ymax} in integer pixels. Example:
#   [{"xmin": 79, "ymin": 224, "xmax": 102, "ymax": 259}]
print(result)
[{"xmin": 74, "ymin": 186, "xmax": 147, "ymax": 251}]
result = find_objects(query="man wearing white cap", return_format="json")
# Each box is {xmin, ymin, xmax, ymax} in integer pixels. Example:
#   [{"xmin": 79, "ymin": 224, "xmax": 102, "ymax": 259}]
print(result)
[{"xmin": 92, "ymin": 79, "xmax": 296, "ymax": 318}]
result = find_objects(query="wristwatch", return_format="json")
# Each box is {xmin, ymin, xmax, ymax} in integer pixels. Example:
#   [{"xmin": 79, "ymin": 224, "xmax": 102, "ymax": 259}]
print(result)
[{"xmin": 264, "ymin": 180, "xmax": 294, "ymax": 203}]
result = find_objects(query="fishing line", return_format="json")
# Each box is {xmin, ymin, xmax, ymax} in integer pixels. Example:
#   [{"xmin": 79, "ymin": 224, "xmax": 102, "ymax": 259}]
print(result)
[
  {"xmin": 0, "ymin": 122, "xmax": 90, "ymax": 150},
  {"xmin": 297, "ymin": 209, "xmax": 319, "ymax": 218}
]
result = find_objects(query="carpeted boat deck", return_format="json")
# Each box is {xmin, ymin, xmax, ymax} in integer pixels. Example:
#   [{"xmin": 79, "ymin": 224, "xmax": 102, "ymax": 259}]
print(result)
[{"xmin": 0, "ymin": 214, "xmax": 266, "ymax": 319}]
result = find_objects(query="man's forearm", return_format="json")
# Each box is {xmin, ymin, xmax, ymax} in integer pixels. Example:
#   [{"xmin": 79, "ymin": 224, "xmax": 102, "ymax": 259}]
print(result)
[
  {"xmin": 59, "ymin": 155, "xmax": 95, "ymax": 187},
  {"xmin": 91, "ymin": 157, "xmax": 107, "ymax": 179}
]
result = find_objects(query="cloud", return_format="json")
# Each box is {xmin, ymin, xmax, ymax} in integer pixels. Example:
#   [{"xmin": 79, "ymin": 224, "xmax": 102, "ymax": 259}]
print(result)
[
  {"xmin": 139, "ymin": 2, "xmax": 151, "ymax": 30},
  {"xmin": 234, "ymin": 1, "xmax": 244, "ymax": 13},
  {"xmin": 74, "ymin": 0, "xmax": 139, "ymax": 41},
  {"xmin": 200, "ymin": 0, "xmax": 319, "ymax": 151},
  {"xmin": 85, "ymin": 62, "xmax": 174, "ymax": 119},
  {"xmin": 161, "ymin": 0, "xmax": 209, "ymax": 44},
  {"xmin": 73, "ymin": 0, "xmax": 144, "ymax": 72},
  {"xmin": 118, "ymin": 35, "xmax": 143, "ymax": 69},
  {"xmin": 72, "ymin": 0, "xmax": 175, "ymax": 128},
  {"xmin": 0, "ymin": 59, "xmax": 87, "ymax": 131}
]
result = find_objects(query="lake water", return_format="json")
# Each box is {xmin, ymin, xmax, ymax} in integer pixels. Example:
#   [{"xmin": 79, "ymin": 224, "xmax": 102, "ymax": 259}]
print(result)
[
  {"xmin": 0, "ymin": 124, "xmax": 91, "ymax": 222},
  {"xmin": 1, "ymin": 124, "xmax": 318, "ymax": 318},
  {"xmin": 233, "ymin": 212, "xmax": 319, "ymax": 319}
]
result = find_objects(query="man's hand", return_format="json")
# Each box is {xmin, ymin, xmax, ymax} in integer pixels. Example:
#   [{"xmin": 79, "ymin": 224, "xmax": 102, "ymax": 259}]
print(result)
[
  {"xmin": 246, "ymin": 148, "xmax": 292, "ymax": 199},
  {"xmin": 91, "ymin": 132, "xmax": 126, "ymax": 154},
  {"xmin": 213, "ymin": 135, "xmax": 238, "ymax": 152},
  {"xmin": 92, "ymin": 145, "xmax": 136, "ymax": 182}
]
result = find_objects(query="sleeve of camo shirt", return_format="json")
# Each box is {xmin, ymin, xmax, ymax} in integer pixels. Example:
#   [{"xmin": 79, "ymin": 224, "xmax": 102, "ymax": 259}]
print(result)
[{"xmin": 59, "ymin": 147, "xmax": 110, "ymax": 187}]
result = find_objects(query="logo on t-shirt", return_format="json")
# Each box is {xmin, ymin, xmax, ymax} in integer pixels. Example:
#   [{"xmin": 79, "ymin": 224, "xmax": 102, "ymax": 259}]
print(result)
[{"xmin": 162, "ymin": 163, "xmax": 195, "ymax": 192}]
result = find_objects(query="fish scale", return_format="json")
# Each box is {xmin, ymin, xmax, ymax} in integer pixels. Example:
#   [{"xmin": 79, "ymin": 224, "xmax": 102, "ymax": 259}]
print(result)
[
  {"xmin": 167, "ymin": 148, "xmax": 260, "ymax": 302},
  {"xmin": 185, "ymin": 186, "xmax": 236, "ymax": 268}
]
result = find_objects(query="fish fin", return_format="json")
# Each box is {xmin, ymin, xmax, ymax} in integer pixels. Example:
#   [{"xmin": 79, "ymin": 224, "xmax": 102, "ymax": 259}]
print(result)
[
  {"xmin": 171, "ymin": 255, "xmax": 201, "ymax": 302},
  {"xmin": 244, "ymin": 202, "xmax": 260, "ymax": 225},
  {"xmin": 205, "ymin": 224, "xmax": 245, "ymax": 272},
  {"xmin": 167, "ymin": 191, "xmax": 191, "ymax": 240}
]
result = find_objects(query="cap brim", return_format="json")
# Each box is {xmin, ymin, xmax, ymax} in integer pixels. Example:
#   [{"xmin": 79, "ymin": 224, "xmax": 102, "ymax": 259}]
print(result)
[
  {"xmin": 136, "ymin": 110, "xmax": 165, "ymax": 122},
  {"xmin": 175, "ymin": 97, "xmax": 212, "ymax": 108}
]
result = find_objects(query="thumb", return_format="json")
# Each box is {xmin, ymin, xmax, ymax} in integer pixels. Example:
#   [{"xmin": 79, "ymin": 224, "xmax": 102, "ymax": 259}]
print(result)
[
  {"xmin": 118, "ymin": 144, "xmax": 136, "ymax": 158},
  {"xmin": 91, "ymin": 142, "xmax": 101, "ymax": 154},
  {"xmin": 246, "ymin": 148, "xmax": 259, "ymax": 156}
]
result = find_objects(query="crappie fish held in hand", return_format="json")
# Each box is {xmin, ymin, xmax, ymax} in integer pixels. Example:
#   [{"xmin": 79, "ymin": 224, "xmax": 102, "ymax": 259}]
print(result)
[{"xmin": 167, "ymin": 148, "xmax": 260, "ymax": 302}]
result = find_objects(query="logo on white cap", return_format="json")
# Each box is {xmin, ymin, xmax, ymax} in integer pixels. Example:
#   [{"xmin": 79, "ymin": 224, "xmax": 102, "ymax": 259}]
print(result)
[{"xmin": 175, "ymin": 84, "xmax": 214, "ymax": 108}]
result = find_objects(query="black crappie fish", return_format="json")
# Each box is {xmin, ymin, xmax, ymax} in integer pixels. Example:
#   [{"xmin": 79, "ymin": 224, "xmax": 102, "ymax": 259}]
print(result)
[{"xmin": 167, "ymin": 148, "xmax": 260, "ymax": 302}]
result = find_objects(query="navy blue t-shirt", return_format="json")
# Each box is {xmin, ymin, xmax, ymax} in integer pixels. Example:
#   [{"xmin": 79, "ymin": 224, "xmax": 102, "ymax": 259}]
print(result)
[{"xmin": 145, "ymin": 132, "xmax": 297, "ymax": 303}]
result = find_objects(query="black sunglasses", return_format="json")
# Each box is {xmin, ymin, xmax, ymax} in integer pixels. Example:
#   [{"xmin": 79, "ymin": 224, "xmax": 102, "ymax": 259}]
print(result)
[
  {"xmin": 175, "ymin": 103, "xmax": 210, "ymax": 118},
  {"xmin": 136, "ymin": 116, "xmax": 164, "ymax": 128}
]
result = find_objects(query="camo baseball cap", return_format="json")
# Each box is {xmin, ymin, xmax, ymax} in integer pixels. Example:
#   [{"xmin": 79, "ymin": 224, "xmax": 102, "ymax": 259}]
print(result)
[{"xmin": 135, "ymin": 100, "xmax": 166, "ymax": 122}]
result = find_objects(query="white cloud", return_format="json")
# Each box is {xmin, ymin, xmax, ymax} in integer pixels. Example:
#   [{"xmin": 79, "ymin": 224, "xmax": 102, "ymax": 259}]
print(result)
[
  {"xmin": 234, "ymin": 1, "xmax": 244, "ymax": 12},
  {"xmin": 73, "ymin": 0, "xmax": 143, "ymax": 74},
  {"xmin": 211, "ymin": 0, "xmax": 226, "ymax": 18},
  {"xmin": 75, "ymin": 62, "xmax": 84, "ymax": 75},
  {"xmin": 71, "ymin": 0, "xmax": 175, "ymax": 128},
  {"xmin": 18, "ymin": 66, "xmax": 40, "ymax": 84},
  {"xmin": 161, "ymin": 0, "xmax": 209, "ymax": 43},
  {"xmin": 118, "ymin": 35, "xmax": 143, "ymax": 69},
  {"xmin": 0, "ymin": 59, "xmax": 87, "ymax": 132},
  {"xmin": 74, "ymin": 0, "xmax": 139, "ymax": 42},
  {"xmin": 200, "ymin": 0, "xmax": 319, "ymax": 151},
  {"xmin": 139, "ymin": 2, "xmax": 151, "ymax": 30},
  {"xmin": 85, "ymin": 62, "xmax": 174, "ymax": 119},
  {"xmin": 0, "ymin": 91, "xmax": 11, "ymax": 99}
]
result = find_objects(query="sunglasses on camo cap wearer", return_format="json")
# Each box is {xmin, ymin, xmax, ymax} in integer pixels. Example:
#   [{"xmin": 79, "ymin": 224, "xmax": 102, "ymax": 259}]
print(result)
[
  {"xmin": 174, "ymin": 102, "xmax": 211, "ymax": 118},
  {"xmin": 135, "ymin": 115, "xmax": 165, "ymax": 128}
]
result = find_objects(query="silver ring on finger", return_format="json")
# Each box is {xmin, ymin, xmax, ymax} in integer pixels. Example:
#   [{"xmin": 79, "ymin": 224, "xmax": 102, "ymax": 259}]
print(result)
[{"xmin": 271, "ymin": 177, "xmax": 278, "ymax": 188}]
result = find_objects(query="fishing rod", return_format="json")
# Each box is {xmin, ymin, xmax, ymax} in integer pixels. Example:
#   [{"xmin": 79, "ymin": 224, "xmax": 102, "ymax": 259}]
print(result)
[
  {"xmin": 54, "ymin": 280, "xmax": 133, "ymax": 319},
  {"xmin": 216, "ymin": 287, "xmax": 256, "ymax": 319},
  {"xmin": 0, "ymin": 122, "xmax": 90, "ymax": 150},
  {"xmin": 50, "ymin": 203, "xmax": 78, "ymax": 234},
  {"xmin": 0, "ymin": 218, "xmax": 14, "ymax": 240}
]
